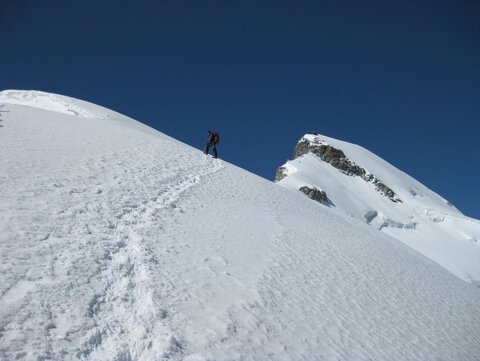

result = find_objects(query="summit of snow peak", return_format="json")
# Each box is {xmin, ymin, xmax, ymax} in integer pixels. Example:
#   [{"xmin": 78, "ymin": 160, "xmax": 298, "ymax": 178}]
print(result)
[
  {"xmin": 0, "ymin": 89, "xmax": 114, "ymax": 119},
  {"xmin": 0, "ymin": 89, "xmax": 161, "ymax": 136},
  {"xmin": 276, "ymin": 132, "xmax": 480, "ymax": 284}
]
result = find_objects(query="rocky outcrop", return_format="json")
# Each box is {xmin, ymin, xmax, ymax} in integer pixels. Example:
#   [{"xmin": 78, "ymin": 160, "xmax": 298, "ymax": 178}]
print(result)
[
  {"xmin": 374, "ymin": 181, "xmax": 397, "ymax": 200},
  {"xmin": 299, "ymin": 186, "xmax": 328, "ymax": 203},
  {"xmin": 275, "ymin": 166, "xmax": 288, "ymax": 183},
  {"xmin": 293, "ymin": 140, "xmax": 310, "ymax": 159},
  {"xmin": 295, "ymin": 140, "xmax": 366, "ymax": 176},
  {"xmin": 293, "ymin": 137, "xmax": 402, "ymax": 203}
]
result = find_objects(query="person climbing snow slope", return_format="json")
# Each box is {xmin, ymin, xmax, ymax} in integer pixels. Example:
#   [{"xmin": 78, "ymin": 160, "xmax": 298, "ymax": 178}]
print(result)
[{"xmin": 204, "ymin": 130, "xmax": 220, "ymax": 158}]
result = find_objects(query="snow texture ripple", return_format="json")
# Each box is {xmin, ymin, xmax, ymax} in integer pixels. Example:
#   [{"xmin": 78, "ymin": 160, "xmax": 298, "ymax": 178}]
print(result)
[{"xmin": 1, "ymin": 91, "xmax": 480, "ymax": 361}]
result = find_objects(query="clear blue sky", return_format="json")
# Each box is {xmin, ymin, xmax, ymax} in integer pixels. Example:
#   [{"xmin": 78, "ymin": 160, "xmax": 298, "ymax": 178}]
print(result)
[{"xmin": 2, "ymin": 0, "xmax": 479, "ymax": 218}]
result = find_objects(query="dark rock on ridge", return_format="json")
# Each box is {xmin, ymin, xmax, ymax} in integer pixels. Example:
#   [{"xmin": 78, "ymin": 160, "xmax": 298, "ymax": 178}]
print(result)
[
  {"xmin": 299, "ymin": 186, "xmax": 328, "ymax": 203},
  {"xmin": 275, "ymin": 166, "xmax": 288, "ymax": 183},
  {"xmin": 281, "ymin": 136, "xmax": 402, "ymax": 203}
]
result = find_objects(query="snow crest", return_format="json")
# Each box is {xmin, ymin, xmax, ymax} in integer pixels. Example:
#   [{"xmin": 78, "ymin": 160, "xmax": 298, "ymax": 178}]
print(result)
[
  {"xmin": 277, "ymin": 134, "xmax": 480, "ymax": 284},
  {"xmin": 1, "ymin": 93, "xmax": 480, "ymax": 360},
  {"xmin": 0, "ymin": 90, "xmax": 110, "ymax": 118}
]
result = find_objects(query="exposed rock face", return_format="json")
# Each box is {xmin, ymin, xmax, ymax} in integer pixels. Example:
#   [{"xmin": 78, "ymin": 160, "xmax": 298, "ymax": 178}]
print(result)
[
  {"xmin": 374, "ymin": 181, "xmax": 397, "ymax": 200},
  {"xmin": 299, "ymin": 186, "xmax": 328, "ymax": 203},
  {"xmin": 291, "ymin": 137, "xmax": 402, "ymax": 203},
  {"xmin": 295, "ymin": 140, "xmax": 365, "ymax": 176},
  {"xmin": 293, "ymin": 140, "xmax": 310, "ymax": 159},
  {"xmin": 275, "ymin": 166, "xmax": 288, "ymax": 183}
]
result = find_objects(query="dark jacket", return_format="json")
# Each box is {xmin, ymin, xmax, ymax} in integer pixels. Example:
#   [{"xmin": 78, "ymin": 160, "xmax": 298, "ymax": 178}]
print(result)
[{"xmin": 206, "ymin": 131, "xmax": 220, "ymax": 145}]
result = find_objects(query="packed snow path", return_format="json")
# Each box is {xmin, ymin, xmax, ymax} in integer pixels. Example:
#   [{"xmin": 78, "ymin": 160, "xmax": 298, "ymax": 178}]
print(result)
[
  {"xmin": 1, "ymin": 92, "xmax": 480, "ymax": 360},
  {"xmin": 0, "ymin": 102, "xmax": 225, "ymax": 359}
]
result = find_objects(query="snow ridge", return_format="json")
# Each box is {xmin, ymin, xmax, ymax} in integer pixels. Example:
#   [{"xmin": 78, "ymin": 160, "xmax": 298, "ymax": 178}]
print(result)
[
  {"xmin": 277, "ymin": 133, "xmax": 480, "ymax": 284},
  {"xmin": 294, "ymin": 136, "xmax": 401, "ymax": 202},
  {"xmin": 2, "ymin": 91, "xmax": 480, "ymax": 360},
  {"xmin": 0, "ymin": 90, "xmax": 110, "ymax": 119}
]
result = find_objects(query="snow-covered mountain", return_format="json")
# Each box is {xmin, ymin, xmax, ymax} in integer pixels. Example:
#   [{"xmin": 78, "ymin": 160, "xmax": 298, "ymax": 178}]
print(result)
[
  {"xmin": 1, "ymin": 90, "xmax": 480, "ymax": 361},
  {"xmin": 276, "ymin": 134, "xmax": 480, "ymax": 285}
]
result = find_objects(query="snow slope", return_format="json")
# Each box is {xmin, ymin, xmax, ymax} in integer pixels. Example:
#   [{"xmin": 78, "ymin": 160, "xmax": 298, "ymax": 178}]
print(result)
[
  {"xmin": 1, "ymin": 90, "xmax": 480, "ymax": 361},
  {"xmin": 277, "ymin": 134, "xmax": 480, "ymax": 285}
]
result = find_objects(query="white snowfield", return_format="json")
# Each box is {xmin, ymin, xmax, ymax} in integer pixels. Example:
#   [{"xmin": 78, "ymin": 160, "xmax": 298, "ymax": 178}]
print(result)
[
  {"xmin": 278, "ymin": 134, "xmax": 480, "ymax": 285},
  {"xmin": 1, "ymin": 90, "xmax": 479, "ymax": 361}
]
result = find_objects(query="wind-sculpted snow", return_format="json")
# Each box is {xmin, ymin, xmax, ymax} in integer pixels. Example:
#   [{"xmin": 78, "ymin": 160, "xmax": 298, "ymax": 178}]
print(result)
[
  {"xmin": 0, "ymin": 90, "xmax": 111, "ymax": 119},
  {"xmin": 1, "ymin": 91, "xmax": 480, "ymax": 360},
  {"xmin": 277, "ymin": 134, "xmax": 480, "ymax": 284}
]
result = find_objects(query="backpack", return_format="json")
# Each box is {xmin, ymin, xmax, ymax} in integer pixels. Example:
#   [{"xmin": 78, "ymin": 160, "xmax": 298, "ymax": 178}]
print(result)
[{"xmin": 211, "ymin": 131, "xmax": 220, "ymax": 144}]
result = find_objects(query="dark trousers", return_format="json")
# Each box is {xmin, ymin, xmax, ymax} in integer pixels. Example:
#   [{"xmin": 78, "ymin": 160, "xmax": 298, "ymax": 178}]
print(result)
[{"xmin": 204, "ymin": 142, "xmax": 218, "ymax": 158}]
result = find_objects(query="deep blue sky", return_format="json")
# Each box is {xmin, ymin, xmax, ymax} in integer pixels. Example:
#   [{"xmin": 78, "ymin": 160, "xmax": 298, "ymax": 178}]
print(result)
[{"xmin": 2, "ymin": 0, "xmax": 479, "ymax": 218}]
